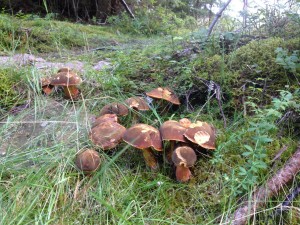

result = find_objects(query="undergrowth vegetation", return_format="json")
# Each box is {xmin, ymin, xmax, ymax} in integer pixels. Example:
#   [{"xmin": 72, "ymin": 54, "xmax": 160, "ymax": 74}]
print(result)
[{"xmin": 0, "ymin": 8, "xmax": 300, "ymax": 225}]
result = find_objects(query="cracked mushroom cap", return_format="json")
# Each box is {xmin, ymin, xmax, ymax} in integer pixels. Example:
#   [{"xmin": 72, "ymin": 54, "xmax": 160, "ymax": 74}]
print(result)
[
  {"xmin": 160, "ymin": 120, "xmax": 188, "ymax": 142},
  {"xmin": 92, "ymin": 114, "xmax": 118, "ymax": 128},
  {"xmin": 122, "ymin": 124, "xmax": 162, "ymax": 151},
  {"xmin": 89, "ymin": 121, "xmax": 126, "ymax": 150},
  {"xmin": 125, "ymin": 97, "xmax": 150, "ymax": 111},
  {"xmin": 172, "ymin": 146, "xmax": 197, "ymax": 167},
  {"xmin": 99, "ymin": 102, "xmax": 129, "ymax": 117},
  {"xmin": 183, "ymin": 121, "xmax": 216, "ymax": 150},
  {"xmin": 179, "ymin": 118, "xmax": 192, "ymax": 128},
  {"xmin": 75, "ymin": 149, "xmax": 101, "ymax": 173},
  {"xmin": 50, "ymin": 69, "xmax": 82, "ymax": 86},
  {"xmin": 146, "ymin": 87, "xmax": 180, "ymax": 105}
]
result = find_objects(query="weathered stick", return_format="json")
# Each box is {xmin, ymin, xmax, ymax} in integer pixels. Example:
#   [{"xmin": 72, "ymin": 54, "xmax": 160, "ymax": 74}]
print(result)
[
  {"xmin": 206, "ymin": 0, "xmax": 232, "ymax": 38},
  {"xmin": 119, "ymin": 0, "xmax": 135, "ymax": 19},
  {"xmin": 227, "ymin": 145, "xmax": 300, "ymax": 225}
]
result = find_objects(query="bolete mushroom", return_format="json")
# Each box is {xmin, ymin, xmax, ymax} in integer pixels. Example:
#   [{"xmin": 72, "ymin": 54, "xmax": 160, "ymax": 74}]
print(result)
[
  {"xmin": 40, "ymin": 77, "xmax": 54, "ymax": 95},
  {"xmin": 50, "ymin": 68, "xmax": 82, "ymax": 99},
  {"xmin": 89, "ymin": 121, "xmax": 126, "ymax": 150},
  {"xmin": 160, "ymin": 120, "xmax": 188, "ymax": 164},
  {"xmin": 75, "ymin": 148, "xmax": 101, "ymax": 174},
  {"xmin": 92, "ymin": 113, "xmax": 118, "ymax": 128},
  {"xmin": 172, "ymin": 146, "xmax": 197, "ymax": 182},
  {"xmin": 99, "ymin": 102, "xmax": 129, "ymax": 117},
  {"xmin": 125, "ymin": 97, "xmax": 150, "ymax": 123},
  {"xmin": 122, "ymin": 124, "xmax": 162, "ymax": 170},
  {"xmin": 146, "ymin": 87, "xmax": 180, "ymax": 105},
  {"xmin": 183, "ymin": 121, "xmax": 216, "ymax": 150}
]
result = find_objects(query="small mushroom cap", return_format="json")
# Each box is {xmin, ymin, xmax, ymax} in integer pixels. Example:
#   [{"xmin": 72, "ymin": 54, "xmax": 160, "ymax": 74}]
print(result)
[
  {"xmin": 40, "ymin": 77, "xmax": 52, "ymax": 86},
  {"xmin": 123, "ymin": 124, "xmax": 162, "ymax": 151},
  {"xmin": 89, "ymin": 121, "xmax": 126, "ymax": 150},
  {"xmin": 99, "ymin": 102, "xmax": 129, "ymax": 117},
  {"xmin": 172, "ymin": 146, "xmax": 197, "ymax": 167},
  {"xmin": 50, "ymin": 70, "xmax": 82, "ymax": 86},
  {"xmin": 40, "ymin": 77, "xmax": 54, "ymax": 95},
  {"xmin": 160, "ymin": 120, "xmax": 188, "ymax": 142},
  {"xmin": 75, "ymin": 149, "xmax": 101, "ymax": 173},
  {"xmin": 183, "ymin": 121, "xmax": 216, "ymax": 150},
  {"xmin": 146, "ymin": 87, "xmax": 180, "ymax": 105},
  {"xmin": 125, "ymin": 97, "xmax": 150, "ymax": 111},
  {"xmin": 92, "ymin": 114, "xmax": 118, "ymax": 128}
]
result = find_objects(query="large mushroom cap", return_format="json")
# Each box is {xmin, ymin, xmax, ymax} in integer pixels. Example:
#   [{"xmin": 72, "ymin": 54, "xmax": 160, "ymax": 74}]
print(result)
[
  {"xmin": 89, "ymin": 121, "xmax": 126, "ymax": 150},
  {"xmin": 160, "ymin": 120, "xmax": 188, "ymax": 142},
  {"xmin": 172, "ymin": 146, "xmax": 197, "ymax": 167},
  {"xmin": 125, "ymin": 97, "xmax": 150, "ymax": 111},
  {"xmin": 92, "ymin": 114, "xmax": 118, "ymax": 128},
  {"xmin": 123, "ymin": 124, "xmax": 162, "ymax": 151},
  {"xmin": 99, "ymin": 102, "xmax": 129, "ymax": 117},
  {"xmin": 75, "ymin": 149, "xmax": 101, "ymax": 173},
  {"xmin": 146, "ymin": 87, "xmax": 180, "ymax": 105},
  {"xmin": 50, "ymin": 70, "xmax": 82, "ymax": 86},
  {"xmin": 183, "ymin": 121, "xmax": 216, "ymax": 150}
]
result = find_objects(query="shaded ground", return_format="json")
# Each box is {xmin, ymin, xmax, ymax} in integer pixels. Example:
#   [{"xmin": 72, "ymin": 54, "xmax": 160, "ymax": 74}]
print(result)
[{"xmin": 0, "ymin": 98, "xmax": 95, "ymax": 161}]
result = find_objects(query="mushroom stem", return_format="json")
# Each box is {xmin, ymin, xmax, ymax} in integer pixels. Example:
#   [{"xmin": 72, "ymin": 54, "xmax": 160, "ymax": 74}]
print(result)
[
  {"xmin": 142, "ymin": 148, "xmax": 159, "ymax": 171},
  {"xmin": 175, "ymin": 165, "xmax": 192, "ymax": 182},
  {"xmin": 42, "ymin": 85, "xmax": 54, "ymax": 95},
  {"xmin": 165, "ymin": 140, "xmax": 175, "ymax": 164},
  {"xmin": 63, "ymin": 85, "xmax": 80, "ymax": 99},
  {"xmin": 132, "ymin": 112, "xmax": 138, "ymax": 124}
]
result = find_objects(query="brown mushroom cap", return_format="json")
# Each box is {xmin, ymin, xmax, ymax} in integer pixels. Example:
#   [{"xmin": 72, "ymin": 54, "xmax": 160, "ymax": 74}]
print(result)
[
  {"xmin": 50, "ymin": 70, "xmax": 82, "ymax": 86},
  {"xmin": 146, "ymin": 87, "xmax": 180, "ymax": 105},
  {"xmin": 160, "ymin": 120, "xmax": 188, "ymax": 142},
  {"xmin": 89, "ymin": 121, "xmax": 126, "ymax": 150},
  {"xmin": 92, "ymin": 114, "xmax": 118, "ymax": 128},
  {"xmin": 183, "ymin": 121, "xmax": 216, "ymax": 150},
  {"xmin": 122, "ymin": 124, "xmax": 162, "ymax": 151},
  {"xmin": 99, "ymin": 102, "xmax": 129, "ymax": 117},
  {"xmin": 125, "ymin": 97, "xmax": 150, "ymax": 111},
  {"xmin": 75, "ymin": 149, "xmax": 101, "ymax": 173},
  {"xmin": 172, "ymin": 146, "xmax": 197, "ymax": 167}
]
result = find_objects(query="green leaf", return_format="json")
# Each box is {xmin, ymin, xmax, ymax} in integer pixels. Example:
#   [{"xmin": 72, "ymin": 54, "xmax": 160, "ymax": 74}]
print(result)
[{"xmin": 244, "ymin": 145, "xmax": 253, "ymax": 151}]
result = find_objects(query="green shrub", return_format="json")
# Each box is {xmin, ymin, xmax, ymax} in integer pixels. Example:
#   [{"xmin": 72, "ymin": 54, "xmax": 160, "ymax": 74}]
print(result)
[
  {"xmin": 226, "ymin": 37, "xmax": 300, "ymax": 105},
  {"xmin": 108, "ymin": 6, "xmax": 185, "ymax": 36}
]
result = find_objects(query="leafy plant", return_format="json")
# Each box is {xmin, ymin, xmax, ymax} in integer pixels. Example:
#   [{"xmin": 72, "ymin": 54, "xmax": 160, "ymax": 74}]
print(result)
[
  {"xmin": 218, "ymin": 90, "xmax": 300, "ymax": 195},
  {"xmin": 275, "ymin": 47, "xmax": 300, "ymax": 73}
]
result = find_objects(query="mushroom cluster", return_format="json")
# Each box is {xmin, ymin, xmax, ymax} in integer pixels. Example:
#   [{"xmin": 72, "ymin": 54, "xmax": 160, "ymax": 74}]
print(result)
[
  {"xmin": 86, "ymin": 87, "xmax": 216, "ymax": 182},
  {"xmin": 40, "ymin": 70, "xmax": 216, "ymax": 183},
  {"xmin": 40, "ymin": 67, "xmax": 82, "ymax": 99}
]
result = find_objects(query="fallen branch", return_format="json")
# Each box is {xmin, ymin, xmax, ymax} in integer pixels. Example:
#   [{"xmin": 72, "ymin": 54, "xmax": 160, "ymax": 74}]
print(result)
[{"xmin": 227, "ymin": 145, "xmax": 300, "ymax": 225}]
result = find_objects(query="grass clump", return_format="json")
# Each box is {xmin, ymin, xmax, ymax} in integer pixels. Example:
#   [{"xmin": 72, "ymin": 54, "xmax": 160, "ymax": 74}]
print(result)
[
  {"xmin": 0, "ymin": 13, "xmax": 124, "ymax": 53},
  {"xmin": 0, "ymin": 68, "xmax": 28, "ymax": 113}
]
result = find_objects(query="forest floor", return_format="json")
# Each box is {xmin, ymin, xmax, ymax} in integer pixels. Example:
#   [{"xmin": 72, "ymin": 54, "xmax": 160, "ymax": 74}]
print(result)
[{"xmin": 1, "ymin": 13, "xmax": 300, "ymax": 225}]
